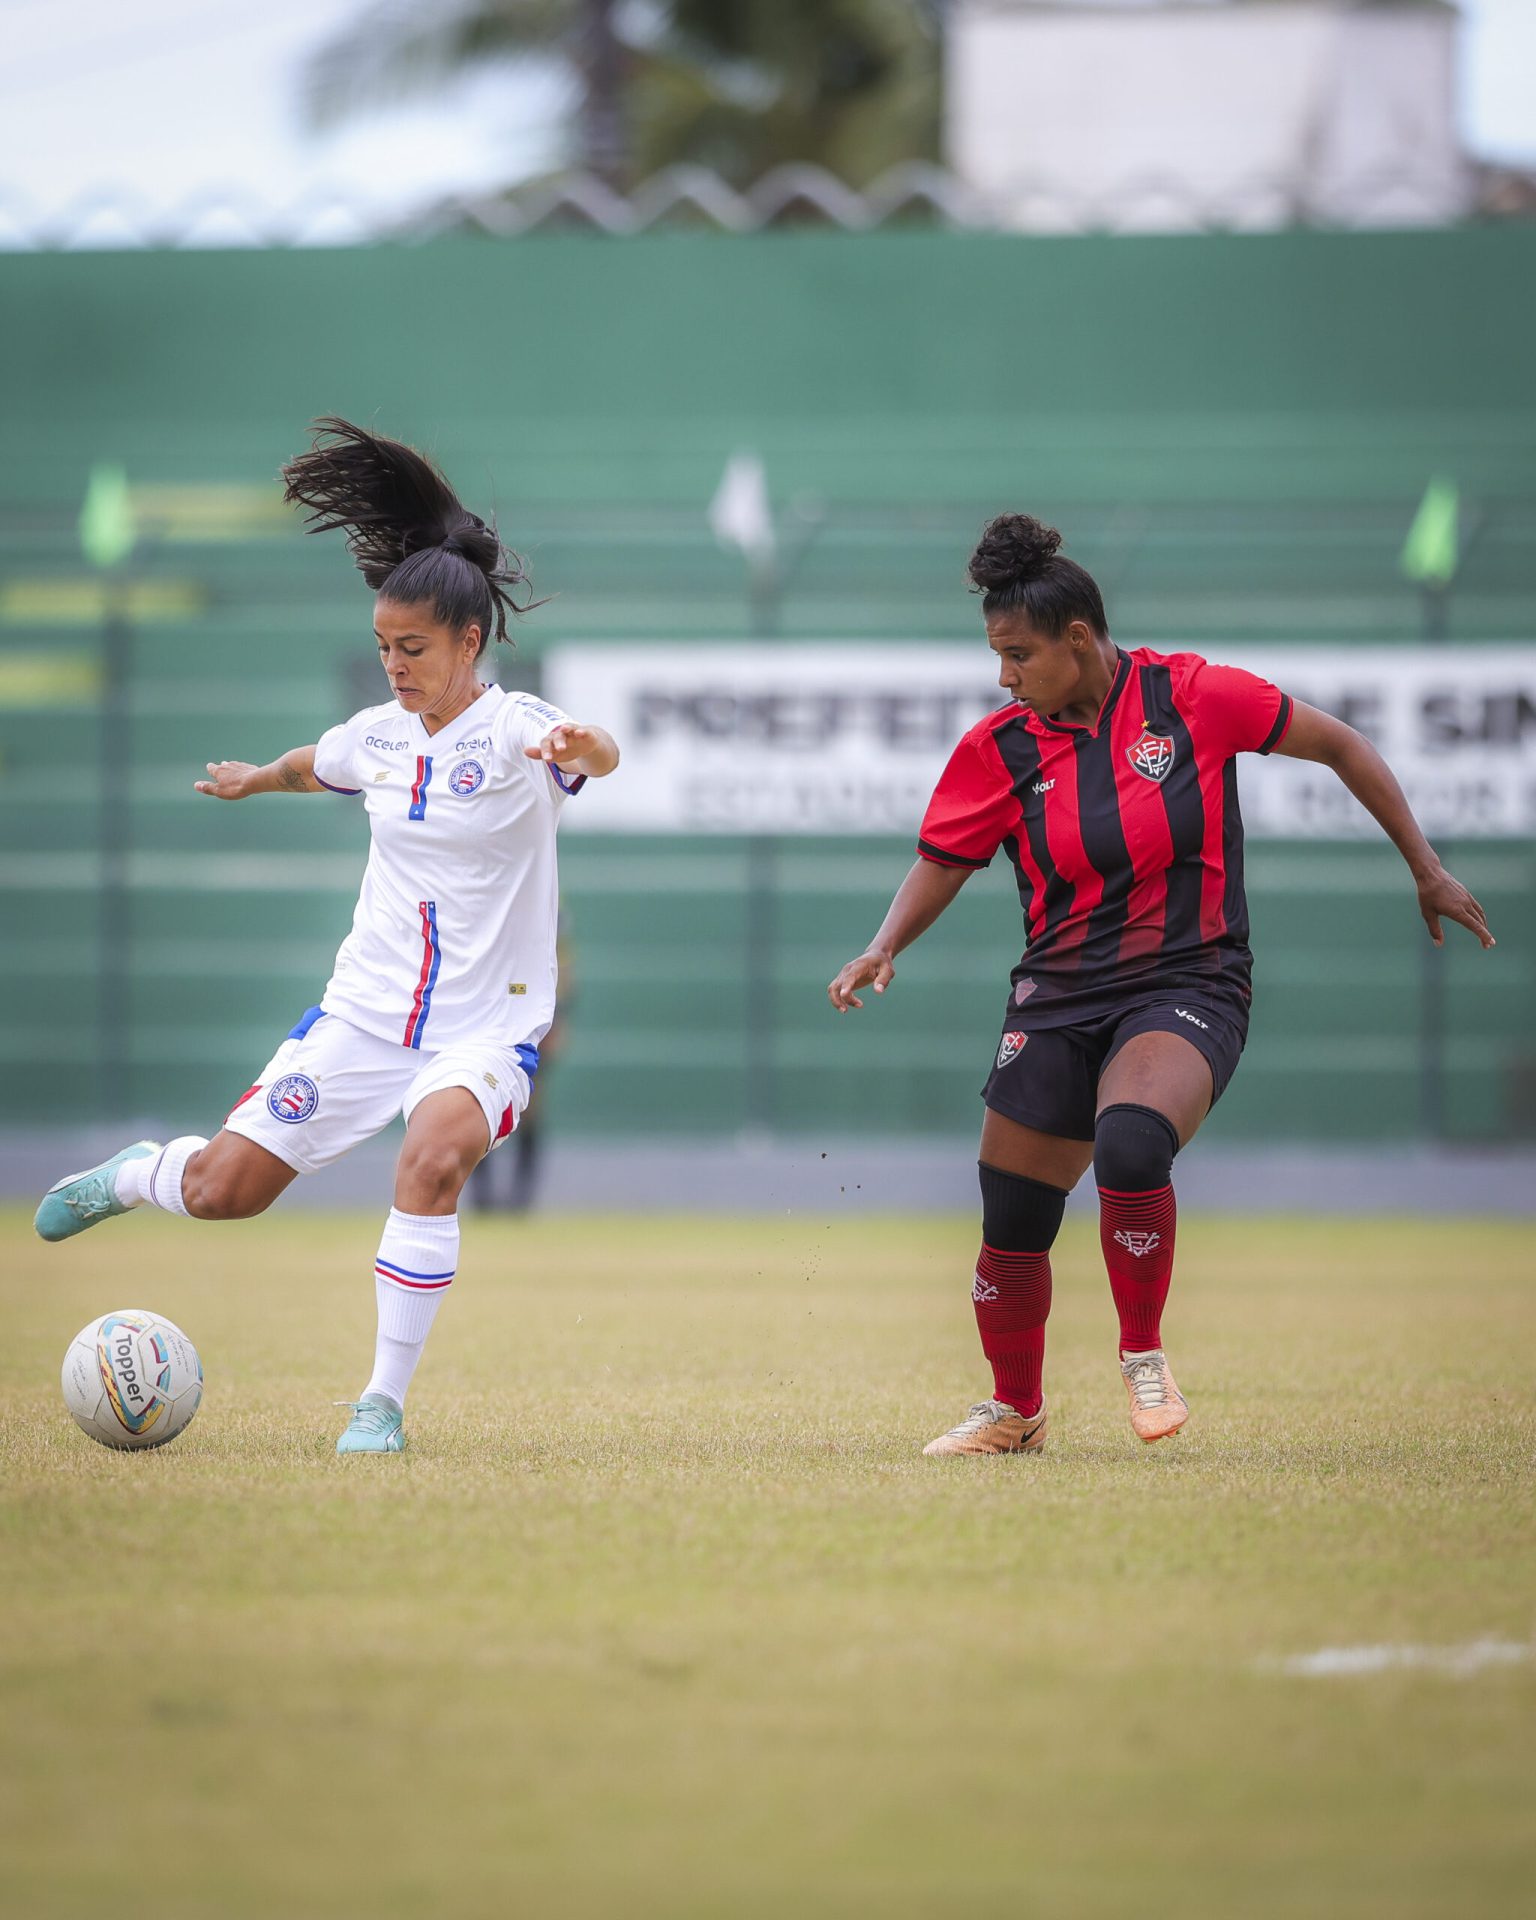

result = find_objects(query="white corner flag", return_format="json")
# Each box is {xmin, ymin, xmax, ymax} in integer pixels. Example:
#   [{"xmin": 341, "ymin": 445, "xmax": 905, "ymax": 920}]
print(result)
[{"xmin": 708, "ymin": 452, "xmax": 776, "ymax": 569}]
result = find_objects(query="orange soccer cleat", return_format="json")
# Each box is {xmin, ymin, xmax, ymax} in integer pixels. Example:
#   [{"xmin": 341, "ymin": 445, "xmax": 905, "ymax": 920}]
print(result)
[
  {"xmin": 922, "ymin": 1398, "xmax": 1048, "ymax": 1456},
  {"xmin": 1120, "ymin": 1349, "xmax": 1189, "ymax": 1442}
]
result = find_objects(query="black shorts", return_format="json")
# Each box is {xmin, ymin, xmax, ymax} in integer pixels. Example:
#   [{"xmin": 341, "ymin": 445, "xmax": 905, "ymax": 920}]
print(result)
[{"xmin": 981, "ymin": 984, "xmax": 1249, "ymax": 1142}]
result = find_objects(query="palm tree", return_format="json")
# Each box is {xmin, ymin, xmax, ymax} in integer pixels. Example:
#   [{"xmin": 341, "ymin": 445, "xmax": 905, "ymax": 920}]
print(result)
[{"xmin": 303, "ymin": 0, "xmax": 942, "ymax": 193}]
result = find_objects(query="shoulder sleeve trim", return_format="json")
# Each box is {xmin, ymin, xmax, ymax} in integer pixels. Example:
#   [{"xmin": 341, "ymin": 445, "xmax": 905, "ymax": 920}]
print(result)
[
  {"xmin": 918, "ymin": 838, "xmax": 990, "ymax": 870},
  {"xmin": 1257, "ymin": 694, "xmax": 1294, "ymax": 756},
  {"xmin": 315, "ymin": 774, "xmax": 361, "ymax": 796}
]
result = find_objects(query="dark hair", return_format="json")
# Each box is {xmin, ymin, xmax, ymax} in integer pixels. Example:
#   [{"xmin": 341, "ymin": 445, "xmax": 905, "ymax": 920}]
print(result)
[
  {"xmin": 967, "ymin": 513, "xmax": 1107, "ymax": 637},
  {"xmin": 281, "ymin": 417, "xmax": 535, "ymax": 651}
]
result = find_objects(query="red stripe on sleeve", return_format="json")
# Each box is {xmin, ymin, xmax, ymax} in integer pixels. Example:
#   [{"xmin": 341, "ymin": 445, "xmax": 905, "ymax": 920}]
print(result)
[
  {"xmin": 918, "ymin": 727, "xmax": 1020, "ymax": 871},
  {"xmin": 1258, "ymin": 694, "xmax": 1294, "ymax": 755},
  {"xmin": 1190, "ymin": 661, "xmax": 1291, "ymax": 756}
]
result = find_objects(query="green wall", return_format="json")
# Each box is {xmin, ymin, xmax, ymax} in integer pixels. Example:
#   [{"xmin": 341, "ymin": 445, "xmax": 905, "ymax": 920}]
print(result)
[
  {"xmin": 2, "ymin": 230, "xmax": 1533, "ymax": 1141},
  {"xmin": 5, "ymin": 227, "xmax": 1536, "ymax": 510}
]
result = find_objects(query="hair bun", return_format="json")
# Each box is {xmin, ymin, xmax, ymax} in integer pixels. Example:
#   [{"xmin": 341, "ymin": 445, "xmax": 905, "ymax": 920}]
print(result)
[
  {"xmin": 967, "ymin": 514, "xmax": 1063, "ymax": 594},
  {"xmin": 438, "ymin": 519, "xmax": 497, "ymax": 569}
]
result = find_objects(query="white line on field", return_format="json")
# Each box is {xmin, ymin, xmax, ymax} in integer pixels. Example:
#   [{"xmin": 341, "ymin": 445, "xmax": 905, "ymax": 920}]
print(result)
[{"xmin": 1264, "ymin": 1639, "xmax": 1531, "ymax": 1678}]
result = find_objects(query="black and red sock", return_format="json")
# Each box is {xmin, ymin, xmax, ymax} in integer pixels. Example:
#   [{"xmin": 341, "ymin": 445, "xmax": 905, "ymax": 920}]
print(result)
[
  {"xmin": 1094, "ymin": 1103, "xmax": 1179, "ymax": 1355},
  {"xmin": 974, "ymin": 1163, "xmax": 1067, "ymax": 1417}
]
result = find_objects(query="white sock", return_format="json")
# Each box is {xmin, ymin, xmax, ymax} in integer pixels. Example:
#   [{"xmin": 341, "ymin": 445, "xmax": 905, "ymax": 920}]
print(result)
[
  {"xmin": 363, "ymin": 1208, "xmax": 459, "ymax": 1408},
  {"xmin": 117, "ymin": 1136, "xmax": 209, "ymax": 1215}
]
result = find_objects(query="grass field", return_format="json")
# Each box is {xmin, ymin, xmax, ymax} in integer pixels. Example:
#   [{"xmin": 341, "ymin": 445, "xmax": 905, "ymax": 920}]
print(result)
[{"xmin": 3, "ymin": 1204, "xmax": 1533, "ymax": 1919}]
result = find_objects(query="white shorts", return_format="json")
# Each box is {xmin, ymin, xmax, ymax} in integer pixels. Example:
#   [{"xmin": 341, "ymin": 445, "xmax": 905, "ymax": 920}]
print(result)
[{"xmin": 222, "ymin": 1006, "xmax": 538, "ymax": 1176}]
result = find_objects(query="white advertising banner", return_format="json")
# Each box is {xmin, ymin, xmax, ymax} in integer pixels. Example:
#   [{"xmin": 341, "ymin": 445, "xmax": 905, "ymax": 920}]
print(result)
[{"xmin": 542, "ymin": 642, "xmax": 1536, "ymax": 839}]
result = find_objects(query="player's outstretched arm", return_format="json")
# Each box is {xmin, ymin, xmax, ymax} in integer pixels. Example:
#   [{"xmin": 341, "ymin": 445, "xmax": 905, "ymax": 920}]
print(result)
[
  {"xmin": 525, "ymin": 724, "xmax": 620, "ymax": 779},
  {"xmin": 828, "ymin": 858, "xmax": 974, "ymax": 1011},
  {"xmin": 1274, "ymin": 701, "xmax": 1495, "ymax": 949},
  {"xmin": 195, "ymin": 745, "xmax": 322, "ymax": 800}
]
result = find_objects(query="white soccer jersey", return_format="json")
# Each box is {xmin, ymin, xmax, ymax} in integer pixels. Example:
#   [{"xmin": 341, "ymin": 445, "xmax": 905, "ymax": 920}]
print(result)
[{"xmin": 311, "ymin": 683, "xmax": 582, "ymax": 1053}]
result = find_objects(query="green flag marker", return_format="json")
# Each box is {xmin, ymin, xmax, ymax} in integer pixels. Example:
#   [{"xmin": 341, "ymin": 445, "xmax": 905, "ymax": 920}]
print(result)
[
  {"xmin": 1401, "ymin": 475, "xmax": 1458, "ymax": 588},
  {"xmin": 79, "ymin": 463, "xmax": 136, "ymax": 570}
]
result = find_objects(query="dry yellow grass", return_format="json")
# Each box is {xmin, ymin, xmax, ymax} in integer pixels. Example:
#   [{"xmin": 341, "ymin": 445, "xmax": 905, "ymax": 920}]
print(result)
[{"xmin": 2, "ymin": 1207, "xmax": 1533, "ymax": 1918}]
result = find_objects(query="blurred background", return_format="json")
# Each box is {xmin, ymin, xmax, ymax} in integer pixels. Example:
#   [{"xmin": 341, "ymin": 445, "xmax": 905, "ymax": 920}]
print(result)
[{"xmin": 1, "ymin": 0, "xmax": 1533, "ymax": 1210}]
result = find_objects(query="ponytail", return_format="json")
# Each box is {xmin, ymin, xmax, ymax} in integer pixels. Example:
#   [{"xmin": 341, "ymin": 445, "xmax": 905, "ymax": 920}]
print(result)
[{"xmin": 281, "ymin": 416, "xmax": 535, "ymax": 649}]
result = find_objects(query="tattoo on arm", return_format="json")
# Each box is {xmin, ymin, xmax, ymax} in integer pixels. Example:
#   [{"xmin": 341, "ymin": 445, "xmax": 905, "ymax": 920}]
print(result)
[{"xmin": 276, "ymin": 763, "xmax": 308, "ymax": 793}]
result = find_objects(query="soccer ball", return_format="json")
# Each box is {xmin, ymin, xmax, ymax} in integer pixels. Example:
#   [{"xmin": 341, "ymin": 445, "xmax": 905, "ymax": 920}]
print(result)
[{"xmin": 61, "ymin": 1309, "xmax": 203, "ymax": 1450}]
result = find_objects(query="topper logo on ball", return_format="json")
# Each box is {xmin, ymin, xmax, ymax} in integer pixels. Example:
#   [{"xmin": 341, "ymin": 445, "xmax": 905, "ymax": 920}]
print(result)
[
  {"xmin": 67, "ymin": 1310, "xmax": 203, "ymax": 1450},
  {"xmin": 113, "ymin": 1332, "xmax": 144, "ymax": 1403}
]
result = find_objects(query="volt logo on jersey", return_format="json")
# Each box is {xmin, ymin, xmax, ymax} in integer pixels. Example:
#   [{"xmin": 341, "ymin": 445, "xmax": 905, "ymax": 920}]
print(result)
[
  {"xmin": 448, "ymin": 757, "xmax": 485, "ymax": 797},
  {"xmin": 1126, "ymin": 728, "xmax": 1176, "ymax": 784}
]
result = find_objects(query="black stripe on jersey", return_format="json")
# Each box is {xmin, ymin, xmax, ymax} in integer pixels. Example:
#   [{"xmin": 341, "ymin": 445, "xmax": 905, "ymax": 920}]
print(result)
[
  {"xmin": 1072, "ymin": 724, "xmax": 1135, "ymax": 966},
  {"xmin": 999, "ymin": 833, "xmax": 1036, "ymax": 931},
  {"xmin": 1257, "ymin": 693, "xmax": 1293, "ymax": 755},
  {"xmin": 1219, "ymin": 759, "xmax": 1249, "ymax": 947},
  {"xmin": 1140, "ymin": 663, "xmax": 1205, "ymax": 951},
  {"xmin": 993, "ymin": 724, "xmax": 1068, "ymax": 943},
  {"xmin": 917, "ymin": 837, "xmax": 990, "ymax": 869}
]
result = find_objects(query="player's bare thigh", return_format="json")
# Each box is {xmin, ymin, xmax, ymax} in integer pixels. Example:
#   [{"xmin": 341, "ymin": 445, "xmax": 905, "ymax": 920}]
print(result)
[
  {"xmin": 979, "ymin": 1108, "xmax": 1095, "ymax": 1190},
  {"xmin": 395, "ymin": 1088, "xmax": 492, "ymax": 1215},
  {"xmin": 182, "ymin": 1132, "xmax": 299, "ymax": 1219},
  {"xmin": 1097, "ymin": 1030, "xmax": 1213, "ymax": 1148}
]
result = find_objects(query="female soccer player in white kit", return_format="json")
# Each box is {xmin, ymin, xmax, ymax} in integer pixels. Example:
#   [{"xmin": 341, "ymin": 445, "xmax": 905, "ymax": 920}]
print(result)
[{"xmin": 35, "ymin": 419, "xmax": 619, "ymax": 1455}]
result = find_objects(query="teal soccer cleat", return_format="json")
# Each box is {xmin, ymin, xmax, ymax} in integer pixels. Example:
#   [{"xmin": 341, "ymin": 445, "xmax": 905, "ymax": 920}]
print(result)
[
  {"xmin": 34, "ymin": 1140, "xmax": 161, "ymax": 1243},
  {"xmin": 335, "ymin": 1394, "xmax": 407, "ymax": 1455}
]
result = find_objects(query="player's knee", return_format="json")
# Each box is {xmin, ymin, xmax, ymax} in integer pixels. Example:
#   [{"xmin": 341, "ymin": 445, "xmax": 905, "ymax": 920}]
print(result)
[
  {"xmin": 182, "ymin": 1156, "xmax": 271, "ymax": 1221},
  {"xmin": 396, "ymin": 1137, "xmax": 478, "ymax": 1210},
  {"xmin": 1094, "ymin": 1104, "xmax": 1179, "ymax": 1194},
  {"xmin": 978, "ymin": 1161, "xmax": 1068, "ymax": 1253}
]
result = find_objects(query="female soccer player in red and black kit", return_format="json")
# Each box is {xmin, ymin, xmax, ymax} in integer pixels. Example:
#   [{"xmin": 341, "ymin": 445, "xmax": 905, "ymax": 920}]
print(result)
[{"xmin": 828, "ymin": 516, "xmax": 1496, "ymax": 1456}]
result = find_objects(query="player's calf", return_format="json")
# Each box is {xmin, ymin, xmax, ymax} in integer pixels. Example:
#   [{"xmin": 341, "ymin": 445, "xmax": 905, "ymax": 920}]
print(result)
[
  {"xmin": 179, "ymin": 1134, "xmax": 294, "ymax": 1219},
  {"xmin": 970, "ymin": 1162, "xmax": 1067, "ymax": 1420},
  {"xmin": 1095, "ymin": 1102, "xmax": 1179, "ymax": 1349}
]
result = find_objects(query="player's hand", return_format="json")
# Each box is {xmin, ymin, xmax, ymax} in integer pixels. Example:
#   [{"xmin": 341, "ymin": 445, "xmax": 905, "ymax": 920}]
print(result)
[
  {"xmin": 525, "ymin": 725, "xmax": 599, "ymax": 768},
  {"xmin": 1417, "ymin": 864, "xmax": 1495, "ymax": 949},
  {"xmin": 828, "ymin": 950, "xmax": 895, "ymax": 1012},
  {"xmin": 195, "ymin": 760, "xmax": 261, "ymax": 801}
]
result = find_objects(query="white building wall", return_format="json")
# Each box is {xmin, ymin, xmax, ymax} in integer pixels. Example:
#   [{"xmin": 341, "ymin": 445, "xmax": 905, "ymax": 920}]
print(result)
[{"xmin": 947, "ymin": 1, "xmax": 1468, "ymax": 231}]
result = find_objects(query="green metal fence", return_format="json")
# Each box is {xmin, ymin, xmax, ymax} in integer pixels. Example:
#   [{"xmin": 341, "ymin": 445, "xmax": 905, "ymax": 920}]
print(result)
[{"xmin": 2, "ymin": 229, "xmax": 1533, "ymax": 1140}]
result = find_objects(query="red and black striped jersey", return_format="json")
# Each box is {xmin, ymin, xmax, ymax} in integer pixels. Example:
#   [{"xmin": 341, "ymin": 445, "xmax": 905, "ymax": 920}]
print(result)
[{"xmin": 918, "ymin": 647, "xmax": 1293, "ymax": 1023}]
